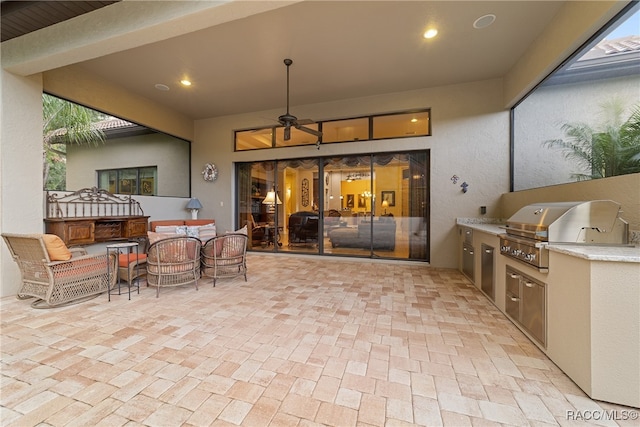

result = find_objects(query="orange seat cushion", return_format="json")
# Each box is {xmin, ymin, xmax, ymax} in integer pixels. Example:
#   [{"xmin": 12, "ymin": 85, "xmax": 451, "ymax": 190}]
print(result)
[
  {"xmin": 118, "ymin": 253, "xmax": 147, "ymax": 267},
  {"xmin": 42, "ymin": 234, "xmax": 72, "ymax": 261}
]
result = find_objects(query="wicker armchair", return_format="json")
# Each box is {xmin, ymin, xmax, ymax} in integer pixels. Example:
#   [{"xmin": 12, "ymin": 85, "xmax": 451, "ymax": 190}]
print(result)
[
  {"xmin": 1, "ymin": 233, "xmax": 117, "ymax": 308},
  {"xmin": 201, "ymin": 233, "xmax": 248, "ymax": 286},
  {"xmin": 146, "ymin": 236, "xmax": 201, "ymax": 297}
]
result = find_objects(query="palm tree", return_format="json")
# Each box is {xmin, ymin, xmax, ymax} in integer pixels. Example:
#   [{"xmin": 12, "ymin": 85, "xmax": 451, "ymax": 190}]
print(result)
[
  {"xmin": 543, "ymin": 99, "xmax": 640, "ymax": 181},
  {"xmin": 43, "ymin": 94, "xmax": 106, "ymax": 190}
]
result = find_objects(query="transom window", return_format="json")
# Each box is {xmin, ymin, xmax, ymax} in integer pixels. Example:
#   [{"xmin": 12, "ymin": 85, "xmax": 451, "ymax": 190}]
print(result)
[{"xmin": 235, "ymin": 109, "xmax": 430, "ymax": 151}]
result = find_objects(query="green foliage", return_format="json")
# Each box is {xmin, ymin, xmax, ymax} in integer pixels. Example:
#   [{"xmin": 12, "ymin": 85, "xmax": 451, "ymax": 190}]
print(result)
[
  {"xmin": 43, "ymin": 94, "xmax": 107, "ymax": 189},
  {"xmin": 543, "ymin": 99, "xmax": 640, "ymax": 181}
]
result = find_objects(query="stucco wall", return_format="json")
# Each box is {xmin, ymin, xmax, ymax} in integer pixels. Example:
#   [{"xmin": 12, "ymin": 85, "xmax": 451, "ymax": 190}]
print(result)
[
  {"xmin": 66, "ymin": 132, "xmax": 191, "ymax": 197},
  {"xmin": 193, "ymin": 78, "xmax": 510, "ymax": 269},
  {"xmin": 514, "ymin": 75, "xmax": 640, "ymax": 191},
  {"xmin": 1, "ymin": 71, "xmax": 45, "ymax": 297}
]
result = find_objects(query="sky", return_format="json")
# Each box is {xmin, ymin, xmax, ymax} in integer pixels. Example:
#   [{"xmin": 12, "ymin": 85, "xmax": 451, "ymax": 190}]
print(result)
[{"xmin": 606, "ymin": 9, "xmax": 639, "ymax": 39}]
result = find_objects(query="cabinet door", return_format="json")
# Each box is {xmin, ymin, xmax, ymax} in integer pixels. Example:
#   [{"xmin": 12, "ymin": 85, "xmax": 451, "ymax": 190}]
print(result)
[
  {"xmin": 521, "ymin": 278, "xmax": 546, "ymax": 347},
  {"xmin": 462, "ymin": 243, "xmax": 474, "ymax": 281},
  {"xmin": 481, "ymin": 244, "xmax": 494, "ymax": 300},
  {"xmin": 126, "ymin": 218, "xmax": 148, "ymax": 237}
]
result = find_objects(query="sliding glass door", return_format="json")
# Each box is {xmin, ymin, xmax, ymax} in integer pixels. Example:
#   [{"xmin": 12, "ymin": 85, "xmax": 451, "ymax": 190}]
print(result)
[{"xmin": 236, "ymin": 150, "xmax": 429, "ymax": 261}]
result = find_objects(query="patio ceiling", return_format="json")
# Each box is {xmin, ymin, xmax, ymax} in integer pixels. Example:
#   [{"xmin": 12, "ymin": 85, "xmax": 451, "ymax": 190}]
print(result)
[
  {"xmin": 3, "ymin": 1, "xmax": 600, "ymax": 121},
  {"xmin": 0, "ymin": 1, "xmax": 118, "ymax": 42}
]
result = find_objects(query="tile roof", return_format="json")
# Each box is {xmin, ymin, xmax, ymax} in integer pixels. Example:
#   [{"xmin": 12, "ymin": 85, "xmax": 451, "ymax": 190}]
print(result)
[
  {"xmin": 45, "ymin": 117, "xmax": 139, "ymax": 143},
  {"xmin": 581, "ymin": 35, "xmax": 640, "ymax": 60}
]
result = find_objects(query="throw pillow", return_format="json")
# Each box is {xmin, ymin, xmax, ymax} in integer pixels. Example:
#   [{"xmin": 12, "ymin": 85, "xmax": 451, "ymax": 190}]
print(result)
[
  {"xmin": 198, "ymin": 224, "xmax": 217, "ymax": 241},
  {"xmin": 148, "ymin": 231, "xmax": 179, "ymax": 245},
  {"xmin": 185, "ymin": 226, "xmax": 200, "ymax": 238},
  {"xmin": 155, "ymin": 225, "xmax": 179, "ymax": 234},
  {"xmin": 42, "ymin": 234, "xmax": 72, "ymax": 261}
]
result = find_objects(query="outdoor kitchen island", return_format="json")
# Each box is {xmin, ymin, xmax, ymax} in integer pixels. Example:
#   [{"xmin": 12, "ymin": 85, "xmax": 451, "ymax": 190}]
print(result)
[{"xmin": 458, "ymin": 219, "xmax": 640, "ymax": 408}]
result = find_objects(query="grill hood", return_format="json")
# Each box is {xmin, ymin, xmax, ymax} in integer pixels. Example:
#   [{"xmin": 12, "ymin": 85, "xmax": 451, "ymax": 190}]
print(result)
[{"xmin": 504, "ymin": 200, "xmax": 628, "ymax": 244}]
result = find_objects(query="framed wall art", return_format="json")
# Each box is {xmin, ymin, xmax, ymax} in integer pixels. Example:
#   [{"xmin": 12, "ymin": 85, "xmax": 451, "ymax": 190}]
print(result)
[
  {"xmin": 346, "ymin": 194, "xmax": 355, "ymax": 208},
  {"xmin": 381, "ymin": 191, "xmax": 395, "ymax": 207}
]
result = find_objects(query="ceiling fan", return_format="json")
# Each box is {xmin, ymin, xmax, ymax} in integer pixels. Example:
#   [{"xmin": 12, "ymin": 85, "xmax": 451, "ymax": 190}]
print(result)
[{"xmin": 277, "ymin": 58, "xmax": 322, "ymax": 142}]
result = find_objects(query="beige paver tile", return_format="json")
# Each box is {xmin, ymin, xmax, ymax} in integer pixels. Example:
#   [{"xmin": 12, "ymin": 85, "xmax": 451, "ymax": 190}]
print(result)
[
  {"xmin": 225, "ymin": 380, "xmax": 265, "ymax": 404},
  {"xmin": 335, "ymin": 386, "xmax": 362, "ymax": 409},
  {"xmin": 280, "ymin": 393, "xmax": 321, "ymax": 420},
  {"xmin": 114, "ymin": 394, "xmax": 163, "ymax": 423},
  {"xmin": 144, "ymin": 402, "xmax": 193, "ymax": 427},
  {"xmin": 315, "ymin": 401, "xmax": 358, "ymax": 426},
  {"xmin": 217, "ymin": 399, "xmax": 253, "ymax": 425},
  {"xmin": 242, "ymin": 395, "xmax": 281, "ymax": 426},
  {"xmin": 1, "ymin": 254, "xmax": 635, "ymax": 427},
  {"xmin": 312, "ymin": 375, "xmax": 341, "ymax": 403}
]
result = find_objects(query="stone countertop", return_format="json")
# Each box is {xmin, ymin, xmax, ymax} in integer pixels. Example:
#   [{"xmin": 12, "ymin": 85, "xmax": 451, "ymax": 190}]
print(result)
[
  {"xmin": 457, "ymin": 218, "xmax": 640, "ymax": 263},
  {"xmin": 456, "ymin": 218, "xmax": 505, "ymax": 237},
  {"xmin": 546, "ymin": 244, "xmax": 640, "ymax": 263}
]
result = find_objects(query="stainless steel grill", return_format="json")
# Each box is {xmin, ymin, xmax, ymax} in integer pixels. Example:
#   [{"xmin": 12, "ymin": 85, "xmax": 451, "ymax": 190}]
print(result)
[{"xmin": 499, "ymin": 200, "xmax": 628, "ymax": 271}]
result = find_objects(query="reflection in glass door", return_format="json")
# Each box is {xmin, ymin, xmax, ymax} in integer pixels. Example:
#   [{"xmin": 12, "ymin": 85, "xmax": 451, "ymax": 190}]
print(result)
[
  {"xmin": 238, "ymin": 161, "xmax": 283, "ymax": 251},
  {"xmin": 236, "ymin": 150, "xmax": 429, "ymax": 261},
  {"xmin": 279, "ymin": 159, "xmax": 319, "ymax": 254},
  {"xmin": 323, "ymin": 156, "xmax": 374, "ymax": 257}
]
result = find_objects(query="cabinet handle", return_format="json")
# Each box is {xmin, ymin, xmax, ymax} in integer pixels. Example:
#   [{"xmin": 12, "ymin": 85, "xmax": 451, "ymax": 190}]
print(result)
[
  {"xmin": 510, "ymin": 273, "xmax": 520, "ymax": 279},
  {"xmin": 463, "ymin": 247, "xmax": 468, "ymax": 252},
  {"xmin": 485, "ymin": 249, "xmax": 493, "ymax": 253},
  {"xmin": 510, "ymin": 296, "xmax": 520, "ymax": 302},
  {"xmin": 524, "ymin": 281, "xmax": 534, "ymax": 288},
  {"xmin": 469, "ymin": 251, "xmax": 474, "ymax": 255}
]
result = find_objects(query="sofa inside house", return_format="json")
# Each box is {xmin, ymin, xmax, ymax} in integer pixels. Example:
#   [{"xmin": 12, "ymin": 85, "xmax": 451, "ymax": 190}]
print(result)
[{"xmin": 328, "ymin": 215, "xmax": 396, "ymax": 250}]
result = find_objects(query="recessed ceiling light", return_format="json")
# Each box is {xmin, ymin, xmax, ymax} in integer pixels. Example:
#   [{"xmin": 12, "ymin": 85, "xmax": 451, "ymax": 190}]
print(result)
[
  {"xmin": 474, "ymin": 14, "xmax": 496, "ymax": 29},
  {"xmin": 154, "ymin": 83, "xmax": 170, "ymax": 91},
  {"xmin": 180, "ymin": 79, "xmax": 192, "ymax": 86},
  {"xmin": 423, "ymin": 28, "xmax": 438, "ymax": 39}
]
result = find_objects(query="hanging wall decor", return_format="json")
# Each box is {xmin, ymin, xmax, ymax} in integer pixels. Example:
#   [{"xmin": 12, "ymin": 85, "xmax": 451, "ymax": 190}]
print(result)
[
  {"xmin": 202, "ymin": 163, "xmax": 218, "ymax": 182},
  {"xmin": 301, "ymin": 178, "xmax": 310, "ymax": 207}
]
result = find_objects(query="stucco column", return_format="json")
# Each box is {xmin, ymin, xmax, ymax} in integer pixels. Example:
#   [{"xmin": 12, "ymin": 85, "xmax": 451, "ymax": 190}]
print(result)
[{"xmin": 0, "ymin": 70, "xmax": 44, "ymax": 297}]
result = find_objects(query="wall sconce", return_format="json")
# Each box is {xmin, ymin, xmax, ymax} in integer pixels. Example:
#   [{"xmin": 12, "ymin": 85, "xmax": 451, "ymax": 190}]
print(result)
[{"xmin": 186, "ymin": 198, "xmax": 203, "ymax": 219}]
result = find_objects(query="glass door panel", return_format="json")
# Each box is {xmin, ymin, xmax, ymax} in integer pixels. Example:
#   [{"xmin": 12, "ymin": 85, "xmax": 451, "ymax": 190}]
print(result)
[
  {"xmin": 323, "ymin": 156, "xmax": 373, "ymax": 257},
  {"xmin": 237, "ymin": 151, "xmax": 429, "ymax": 261},
  {"xmin": 238, "ymin": 161, "xmax": 281, "ymax": 251},
  {"xmin": 371, "ymin": 154, "xmax": 405, "ymax": 258},
  {"xmin": 407, "ymin": 151, "xmax": 429, "ymax": 261},
  {"xmin": 279, "ymin": 159, "xmax": 319, "ymax": 254}
]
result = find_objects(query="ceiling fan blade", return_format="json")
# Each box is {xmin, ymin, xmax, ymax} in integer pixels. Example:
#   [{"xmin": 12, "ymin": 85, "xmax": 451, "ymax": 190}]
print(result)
[{"xmin": 295, "ymin": 124, "xmax": 322, "ymax": 138}]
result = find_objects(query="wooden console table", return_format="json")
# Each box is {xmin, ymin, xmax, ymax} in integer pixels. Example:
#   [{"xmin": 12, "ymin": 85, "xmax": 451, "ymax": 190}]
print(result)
[{"xmin": 44, "ymin": 187, "xmax": 149, "ymax": 246}]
